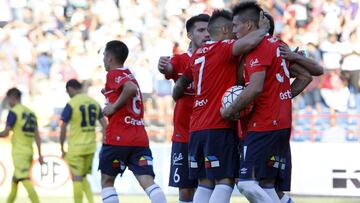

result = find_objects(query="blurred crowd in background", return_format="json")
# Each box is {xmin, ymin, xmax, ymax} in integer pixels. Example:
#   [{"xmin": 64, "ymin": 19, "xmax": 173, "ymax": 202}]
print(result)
[{"xmin": 0, "ymin": 0, "xmax": 359, "ymax": 143}]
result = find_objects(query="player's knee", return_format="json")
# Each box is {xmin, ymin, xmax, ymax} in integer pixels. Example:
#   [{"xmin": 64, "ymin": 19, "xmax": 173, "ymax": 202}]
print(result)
[
  {"xmin": 136, "ymin": 174, "xmax": 155, "ymax": 189},
  {"xmin": 179, "ymin": 188, "xmax": 195, "ymax": 201},
  {"xmin": 198, "ymin": 178, "xmax": 215, "ymax": 189},
  {"xmin": 215, "ymin": 178, "xmax": 234, "ymax": 186},
  {"xmin": 101, "ymin": 174, "xmax": 115, "ymax": 188},
  {"xmin": 237, "ymin": 180, "xmax": 263, "ymax": 200},
  {"xmin": 259, "ymin": 179, "xmax": 275, "ymax": 188},
  {"xmin": 72, "ymin": 175, "xmax": 83, "ymax": 182}
]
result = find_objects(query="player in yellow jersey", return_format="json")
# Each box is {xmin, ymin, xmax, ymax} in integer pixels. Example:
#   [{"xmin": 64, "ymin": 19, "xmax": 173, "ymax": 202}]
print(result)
[
  {"xmin": 0, "ymin": 88, "xmax": 43, "ymax": 203},
  {"xmin": 60, "ymin": 79, "xmax": 107, "ymax": 203}
]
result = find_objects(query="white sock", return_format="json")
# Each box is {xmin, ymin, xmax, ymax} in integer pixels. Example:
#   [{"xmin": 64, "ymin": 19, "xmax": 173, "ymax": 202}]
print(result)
[
  {"xmin": 280, "ymin": 193, "xmax": 294, "ymax": 203},
  {"xmin": 101, "ymin": 187, "xmax": 119, "ymax": 203},
  {"xmin": 209, "ymin": 184, "xmax": 233, "ymax": 203},
  {"xmin": 237, "ymin": 180, "xmax": 272, "ymax": 203},
  {"xmin": 145, "ymin": 184, "xmax": 167, "ymax": 203},
  {"xmin": 193, "ymin": 185, "xmax": 213, "ymax": 203},
  {"xmin": 263, "ymin": 188, "xmax": 281, "ymax": 203}
]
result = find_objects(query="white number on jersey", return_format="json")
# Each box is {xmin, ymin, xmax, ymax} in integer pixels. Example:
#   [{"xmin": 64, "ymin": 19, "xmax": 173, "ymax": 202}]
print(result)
[{"xmin": 194, "ymin": 56, "xmax": 206, "ymax": 95}]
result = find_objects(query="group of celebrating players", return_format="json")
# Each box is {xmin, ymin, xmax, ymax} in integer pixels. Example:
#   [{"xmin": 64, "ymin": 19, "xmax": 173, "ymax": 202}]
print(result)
[
  {"xmin": 0, "ymin": 1, "xmax": 324, "ymax": 203},
  {"xmin": 158, "ymin": 1, "xmax": 323, "ymax": 203}
]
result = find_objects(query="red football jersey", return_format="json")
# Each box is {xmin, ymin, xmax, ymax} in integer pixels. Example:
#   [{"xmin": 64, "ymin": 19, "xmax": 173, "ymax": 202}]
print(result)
[
  {"xmin": 187, "ymin": 40, "xmax": 238, "ymax": 132},
  {"xmin": 167, "ymin": 52, "xmax": 194, "ymax": 143},
  {"xmin": 243, "ymin": 35, "xmax": 292, "ymax": 131},
  {"xmin": 103, "ymin": 67, "xmax": 149, "ymax": 147}
]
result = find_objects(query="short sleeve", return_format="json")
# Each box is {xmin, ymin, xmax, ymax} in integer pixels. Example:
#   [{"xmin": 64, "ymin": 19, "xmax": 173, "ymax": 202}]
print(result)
[
  {"xmin": 245, "ymin": 45, "xmax": 272, "ymax": 76},
  {"xmin": 61, "ymin": 103, "xmax": 72, "ymax": 123},
  {"xmin": 6, "ymin": 111, "xmax": 17, "ymax": 127},
  {"xmin": 168, "ymin": 55, "xmax": 179, "ymax": 80},
  {"xmin": 183, "ymin": 65, "xmax": 193, "ymax": 81},
  {"xmin": 218, "ymin": 40, "xmax": 238, "ymax": 63},
  {"xmin": 106, "ymin": 70, "xmax": 132, "ymax": 91}
]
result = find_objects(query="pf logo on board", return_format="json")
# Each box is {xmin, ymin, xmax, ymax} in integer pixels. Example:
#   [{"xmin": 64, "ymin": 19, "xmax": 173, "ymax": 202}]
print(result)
[{"xmin": 31, "ymin": 156, "xmax": 70, "ymax": 189}]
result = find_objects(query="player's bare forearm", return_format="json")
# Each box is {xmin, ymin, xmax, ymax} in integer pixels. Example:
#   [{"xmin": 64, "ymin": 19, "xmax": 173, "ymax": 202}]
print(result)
[
  {"xmin": 290, "ymin": 64, "xmax": 312, "ymax": 98},
  {"xmin": 232, "ymin": 11, "xmax": 269, "ymax": 56},
  {"xmin": 0, "ymin": 126, "xmax": 11, "ymax": 137},
  {"xmin": 34, "ymin": 127, "xmax": 42, "ymax": 157},
  {"xmin": 232, "ymin": 28, "xmax": 267, "ymax": 56},
  {"xmin": 99, "ymin": 117, "xmax": 108, "ymax": 141},
  {"xmin": 103, "ymin": 81, "xmax": 138, "ymax": 116},
  {"xmin": 221, "ymin": 71, "xmax": 266, "ymax": 120},
  {"xmin": 279, "ymin": 44, "xmax": 324, "ymax": 76},
  {"xmin": 60, "ymin": 122, "xmax": 67, "ymax": 153},
  {"xmin": 172, "ymin": 75, "xmax": 191, "ymax": 101}
]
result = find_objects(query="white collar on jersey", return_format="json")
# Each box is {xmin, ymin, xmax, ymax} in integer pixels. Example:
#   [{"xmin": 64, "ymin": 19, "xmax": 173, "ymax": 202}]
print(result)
[
  {"xmin": 205, "ymin": 40, "xmax": 217, "ymax": 44},
  {"xmin": 115, "ymin": 66, "xmax": 128, "ymax": 70}
]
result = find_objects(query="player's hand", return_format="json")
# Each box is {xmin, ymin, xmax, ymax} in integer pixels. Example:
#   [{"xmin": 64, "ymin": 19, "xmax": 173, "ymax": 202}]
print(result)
[
  {"xmin": 103, "ymin": 104, "xmax": 116, "ymax": 116},
  {"xmin": 279, "ymin": 44, "xmax": 300, "ymax": 61},
  {"xmin": 158, "ymin": 56, "xmax": 170, "ymax": 73},
  {"xmin": 258, "ymin": 11, "xmax": 270, "ymax": 33},
  {"xmin": 38, "ymin": 155, "xmax": 44, "ymax": 165},
  {"xmin": 220, "ymin": 106, "xmax": 239, "ymax": 121}
]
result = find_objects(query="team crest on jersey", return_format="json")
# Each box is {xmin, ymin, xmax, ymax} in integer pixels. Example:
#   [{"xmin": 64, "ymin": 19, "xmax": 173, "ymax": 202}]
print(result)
[
  {"xmin": 189, "ymin": 156, "xmax": 198, "ymax": 168},
  {"xmin": 139, "ymin": 156, "xmax": 153, "ymax": 166},
  {"xmin": 267, "ymin": 156, "xmax": 286, "ymax": 170},
  {"xmin": 205, "ymin": 156, "xmax": 220, "ymax": 168},
  {"xmin": 250, "ymin": 58, "xmax": 260, "ymax": 67}
]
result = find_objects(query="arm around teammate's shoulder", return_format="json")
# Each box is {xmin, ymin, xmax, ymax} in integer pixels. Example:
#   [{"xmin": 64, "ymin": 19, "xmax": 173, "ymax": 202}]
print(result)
[{"xmin": 279, "ymin": 44, "xmax": 324, "ymax": 76}]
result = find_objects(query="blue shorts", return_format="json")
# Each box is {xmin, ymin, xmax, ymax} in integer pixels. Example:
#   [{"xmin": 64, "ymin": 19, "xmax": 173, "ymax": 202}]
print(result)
[
  {"xmin": 239, "ymin": 128, "xmax": 291, "ymax": 191},
  {"xmin": 189, "ymin": 129, "xmax": 239, "ymax": 180},
  {"xmin": 168, "ymin": 142, "xmax": 198, "ymax": 188},
  {"xmin": 98, "ymin": 144, "xmax": 155, "ymax": 177}
]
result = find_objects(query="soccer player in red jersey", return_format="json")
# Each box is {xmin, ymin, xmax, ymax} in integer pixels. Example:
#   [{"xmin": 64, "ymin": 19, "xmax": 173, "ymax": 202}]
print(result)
[
  {"xmin": 173, "ymin": 10, "xmax": 269, "ymax": 203},
  {"xmin": 158, "ymin": 14, "xmax": 210, "ymax": 203},
  {"xmin": 221, "ymin": 2, "xmax": 322, "ymax": 203},
  {"xmin": 99, "ymin": 40, "xmax": 167, "ymax": 203}
]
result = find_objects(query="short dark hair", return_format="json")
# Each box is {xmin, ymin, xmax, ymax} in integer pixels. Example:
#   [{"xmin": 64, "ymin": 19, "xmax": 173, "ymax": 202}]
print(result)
[
  {"xmin": 186, "ymin": 14, "xmax": 210, "ymax": 33},
  {"xmin": 6, "ymin": 88, "xmax": 21, "ymax": 100},
  {"xmin": 105, "ymin": 40, "xmax": 129, "ymax": 64},
  {"xmin": 264, "ymin": 12, "xmax": 274, "ymax": 36},
  {"xmin": 232, "ymin": 1, "xmax": 263, "ymax": 27},
  {"xmin": 66, "ymin": 79, "xmax": 82, "ymax": 90},
  {"xmin": 208, "ymin": 9, "xmax": 233, "ymax": 36}
]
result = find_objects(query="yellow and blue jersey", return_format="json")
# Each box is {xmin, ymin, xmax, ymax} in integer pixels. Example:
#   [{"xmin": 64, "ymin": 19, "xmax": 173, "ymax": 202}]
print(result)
[
  {"xmin": 6, "ymin": 104, "xmax": 37, "ymax": 156},
  {"xmin": 61, "ymin": 94, "xmax": 103, "ymax": 155}
]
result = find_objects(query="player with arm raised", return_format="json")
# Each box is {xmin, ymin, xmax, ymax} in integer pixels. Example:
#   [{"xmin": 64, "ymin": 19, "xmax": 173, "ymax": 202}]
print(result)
[
  {"xmin": 0, "ymin": 88, "xmax": 43, "ymax": 203},
  {"xmin": 157, "ymin": 14, "xmax": 210, "ymax": 203},
  {"xmin": 99, "ymin": 40, "xmax": 167, "ymax": 203},
  {"xmin": 181, "ymin": 10, "xmax": 269, "ymax": 203},
  {"xmin": 60, "ymin": 79, "xmax": 107, "ymax": 203}
]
